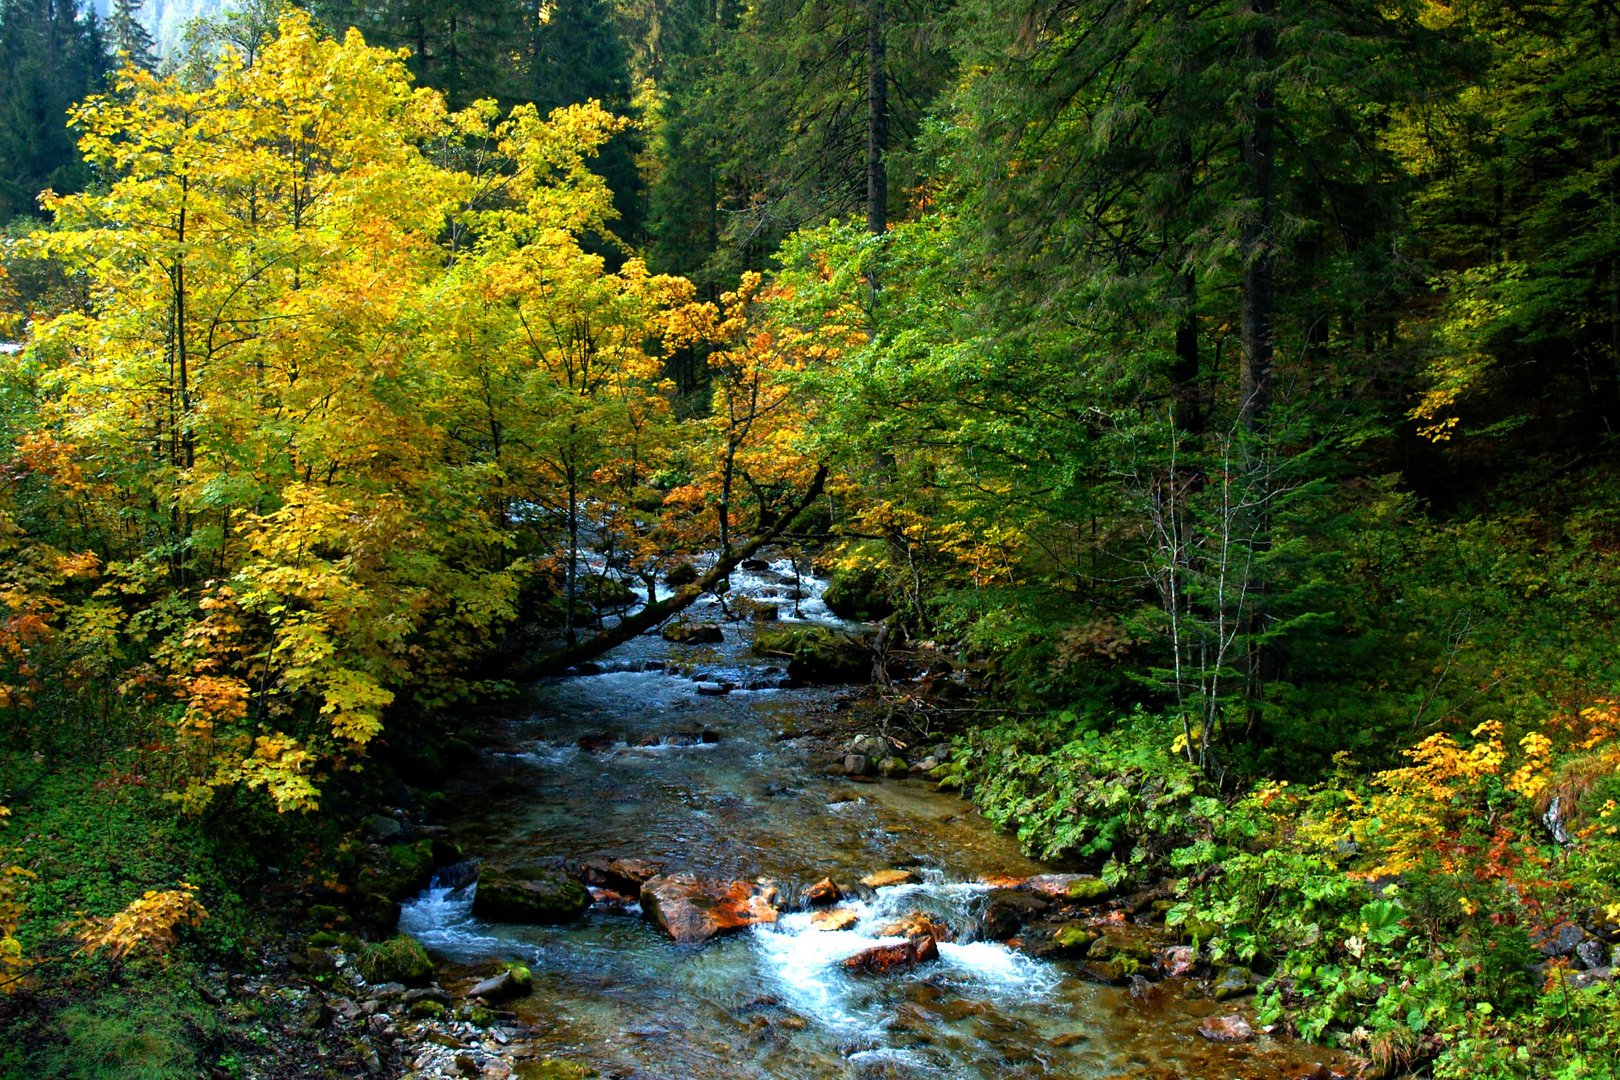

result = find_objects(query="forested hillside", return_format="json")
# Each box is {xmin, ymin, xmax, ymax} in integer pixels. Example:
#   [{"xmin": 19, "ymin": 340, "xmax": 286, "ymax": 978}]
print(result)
[{"xmin": 2, "ymin": 1, "xmax": 1618, "ymax": 1077}]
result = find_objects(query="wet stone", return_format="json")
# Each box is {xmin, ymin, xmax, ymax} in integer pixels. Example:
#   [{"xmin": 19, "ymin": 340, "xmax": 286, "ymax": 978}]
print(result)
[
  {"xmin": 860, "ymin": 869, "xmax": 917, "ymax": 889},
  {"xmin": 1198, "ymin": 1014, "xmax": 1255, "ymax": 1042},
  {"xmin": 1214, "ymin": 966, "xmax": 1257, "ymax": 1001}
]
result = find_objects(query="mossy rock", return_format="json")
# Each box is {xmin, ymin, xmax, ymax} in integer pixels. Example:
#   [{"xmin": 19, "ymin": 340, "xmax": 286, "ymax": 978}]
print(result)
[
  {"xmin": 1066, "ymin": 877, "xmax": 1112, "ymax": 903},
  {"xmin": 878, "ymin": 756, "xmax": 910, "ymax": 779},
  {"xmin": 409, "ymin": 1000, "xmax": 447, "ymax": 1020},
  {"xmin": 1051, "ymin": 924, "xmax": 1098, "ymax": 954},
  {"xmin": 820, "ymin": 552, "xmax": 896, "ymax": 622},
  {"xmin": 356, "ymin": 934, "xmax": 434, "ymax": 987},
  {"xmin": 751, "ymin": 625, "xmax": 868, "ymax": 684},
  {"xmin": 1087, "ymin": 930, "xmax": 1155, "ymax": 963},
  {"xmin": 1213, "ymin": 965, "xmax": 1257, "ymax": 1001},
  {"xmin": 472, "ymin": 867, "xmax": 590, "ymax": 924}
]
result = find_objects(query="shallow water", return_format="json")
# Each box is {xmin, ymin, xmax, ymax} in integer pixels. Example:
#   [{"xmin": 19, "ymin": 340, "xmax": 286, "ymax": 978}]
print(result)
[{"xmin": 402, "ymin": 554, "xmax": 1344, "ymax": 1078}]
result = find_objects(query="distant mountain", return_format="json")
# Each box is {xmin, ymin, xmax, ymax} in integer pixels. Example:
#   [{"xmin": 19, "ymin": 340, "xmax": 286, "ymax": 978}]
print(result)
[{"xmin": 90, "ymin": 0, "xmax": 230, "ymax": 57}]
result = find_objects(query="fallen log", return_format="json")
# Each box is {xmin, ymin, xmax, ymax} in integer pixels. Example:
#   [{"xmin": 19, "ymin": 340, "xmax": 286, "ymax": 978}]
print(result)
[{"xmin": 516, "ymin": 466, "xmax": 828, "ymax": 678}]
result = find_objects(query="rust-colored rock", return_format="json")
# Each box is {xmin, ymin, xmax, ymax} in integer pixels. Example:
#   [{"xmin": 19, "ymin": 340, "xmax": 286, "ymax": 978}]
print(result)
[
  {"xmin": 811, "ymin": 908, "xmax": 859, "ymax": 932},
  {"xmin": 639, "ymin": 873, "xmax": 779, "ymax": 943},
  {"xmin": 842, "ymin": 935, "xmax": 939, "ymax": 975},
  {"xmin": 805, "ymin": 878, "xmax": 841, "ymax": 906},
  {"xmin": 875, "ymin": 911, "xmax": 953, "ymax": 944},
  {"xmin": 1197, "ymin": 1014, "xmax": 1255, "ymax": 1042}
]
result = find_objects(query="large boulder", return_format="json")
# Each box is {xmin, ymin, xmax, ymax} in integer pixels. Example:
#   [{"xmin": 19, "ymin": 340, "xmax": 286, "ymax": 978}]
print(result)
[
  {"xmin": 820, "ymin": 557, "xmax": 896, "ymax": 622},
  {"xmin": 751, "ymin": 625, "xmax": 869, "ymax": 685},
  {"xmin": 471, "ymin": 867, "xmax": 590, "ymax": 924},
  {"xmin": 639, "ymin": 873, "xmax": 779, "ymax": 943}
]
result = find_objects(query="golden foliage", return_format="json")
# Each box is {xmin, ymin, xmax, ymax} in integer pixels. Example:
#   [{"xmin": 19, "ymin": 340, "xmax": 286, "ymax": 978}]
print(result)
[{"xmin": 75, "ymin": 883, "xmax": 208, "ymax": 962}]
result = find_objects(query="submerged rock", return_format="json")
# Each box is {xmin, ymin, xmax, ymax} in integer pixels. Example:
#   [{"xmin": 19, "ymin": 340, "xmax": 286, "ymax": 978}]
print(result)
[
  {"xmin": 471, "ymin": 868, "xmax": 590, "ymax": 925},
  {"xmin": 639, "ymin": 873, "xmax": 780, "ymax": 943}
]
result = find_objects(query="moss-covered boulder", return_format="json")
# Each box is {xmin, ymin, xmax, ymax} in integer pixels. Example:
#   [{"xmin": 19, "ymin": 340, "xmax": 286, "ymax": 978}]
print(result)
[
  {"xmin": 751, "ymin": 625, "xmax": 869, "ymax": 684},
  {"xmin": 821, "ymin": 559, "xmax": 895, "ymax": 621},
  {"xmin": 472, "ymin": 867, "xmax": 590, "ymax": 924},
  {"xmin": 356, "ymin": 934, "xmax": 434, "ymax": 987}
]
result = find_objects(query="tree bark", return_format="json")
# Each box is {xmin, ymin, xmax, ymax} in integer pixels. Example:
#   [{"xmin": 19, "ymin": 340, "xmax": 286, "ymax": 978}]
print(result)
[
  {"xmin": 517, "ymin": 466, "xmax": 828, "ymax": 677},
  {"xmin": 866, "ymin": 0, "xmax": 887, "ymax": 236}
]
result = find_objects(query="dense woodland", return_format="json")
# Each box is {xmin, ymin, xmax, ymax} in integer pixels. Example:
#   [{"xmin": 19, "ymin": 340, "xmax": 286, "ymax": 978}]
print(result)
[{"xmin": 1, "ymin": 0, "xmax": 1619, "ymax": 1075}]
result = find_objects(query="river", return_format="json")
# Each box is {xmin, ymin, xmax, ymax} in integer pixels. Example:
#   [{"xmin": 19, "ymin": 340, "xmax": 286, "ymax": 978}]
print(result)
[{"xmin": 399, "ymin": 553, "xmax": 1343, "ymax": 1079}]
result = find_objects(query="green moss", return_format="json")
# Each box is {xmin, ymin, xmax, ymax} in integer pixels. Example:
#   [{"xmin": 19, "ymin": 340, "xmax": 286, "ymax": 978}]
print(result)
[{"xmin": 516, "ymin": 1060, "xmax": 599, "ymax": 1080}]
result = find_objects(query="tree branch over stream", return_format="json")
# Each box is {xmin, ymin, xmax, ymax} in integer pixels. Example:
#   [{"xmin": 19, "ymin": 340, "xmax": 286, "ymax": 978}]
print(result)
[{"xmin": 517, "ymin": 465, "xmax": 831, "ymax": 678}]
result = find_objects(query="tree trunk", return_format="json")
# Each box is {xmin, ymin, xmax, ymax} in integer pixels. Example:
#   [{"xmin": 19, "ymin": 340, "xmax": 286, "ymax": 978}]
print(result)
[
  {"xmin": 1238, "ymin": 0, "xmax": 1278, "ymax": 731},
  {"xmin": 865, "ymin": 0, "xmax": 887, "ymax": 236}
]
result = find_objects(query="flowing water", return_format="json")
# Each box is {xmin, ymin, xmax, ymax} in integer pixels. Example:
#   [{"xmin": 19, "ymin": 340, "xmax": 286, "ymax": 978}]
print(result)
[{"xmin": 401, "ymin": 555, "xmax": 1343, "ymax": 1079}]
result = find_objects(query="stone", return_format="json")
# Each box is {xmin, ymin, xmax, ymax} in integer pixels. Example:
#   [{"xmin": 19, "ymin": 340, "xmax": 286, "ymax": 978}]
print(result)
[
  {"xmin": 693, "ymin": 681, "xmax": 730, "ymax": 696},
  {"xmin": 1049, "ymin": 924, "xmax": 1097, "ymax": 955},
  {"xmin": 1087, "ymin": 929, "xmax": 1155, "ymax": 964},
  {"xmin": 366, "ymin": 814, "xmax": 404, "ymax": 840},
  {"xmin": 1159, "ymin": 944, "xmax": 1197, "ymax": 977},
  {"xmin": 468, "ymin": 965, "xmax": 532, "ymax": 1004},
  {"xmin": 1066, "ymin": 877, "xmax": 1113, "ymax": 903},
  {"xmin": 1568, "ymin": 967, "xmax": 1615, "ymax": 990},
  {"xmin": 662, "ymin": 621, "xmax": 724, "ymax": 645},
  {"xmin": 356, "ymin": 938, "xmax": 434, "ymax": 988},
  {"xmin": 805, "ymin": 878, "xmax": 841, "ymax": 906},
  {"xmin": 981, "ymin": 889, "xmax": 1053, "ymax": 940},
  {"xmin": 861, "ymin": 869, "xmax": 917, "ymax": 889},
  {"xmin": 842, "ymin": 754, "xmax": 872, "ymax": 777},
  {"xmin": 471, "ymin": 868, "xmax": 591, "ymax": 925},
  {"xmin": 878, "ymin": 756, "xmax": 910, "ymax": 779},
  {"xmin": 1538, "ymin": 924, "xmax": 1586, "ymax": 957},
  {"xmin": 850, "ymin": 734, "xmax": 889, "ymax": 758},
  {"xmin": 455, "ymin": 1053, "xmax": 480, "ymax": 1077},
  {"xmin": 1575, "ymin": 939, "xmax": 1608, "ymax": 970},
  {"xmin": 404, "ymin": 987, "xmax": 451, "ymax": 1006},
  {"xmin": 577, "ymin": 857, "xmax": 662, "ymax": 895},
  {"xmin": 751, "ymin": 625, "xmax": 870, "ymax": 684},
  {"xmin": 842, "ymin": 936, "xmax": 939, "ymax": 975},
  {"xmin": 1198, "ymin": 1015, "xmax": 1255, "ymax": 1042},
  {"xmin": 664, "ymin": 561, "xmax": 699, "ymax": 586},
  {"xmin": 483, "ymin": 1060, "xmax": 513, "ymax": 1080},
  {"xmin": 876, "ymin": 912, "xmax": 953, "ymax": 944},
  {"xmin": 1214, "ymin": 966, "xmax": 1257, "ymax": 1001},
  {"xmin": 410, "ymin": 1000, "xmax": 447, "ymax": 1019},
  {"xmin": 639, "ymin": 873, "xmax": 780, "ymax": 943},
  {"xmin": 730, "ymin": 597, "xmax": 779, "ymax": 622},
  {"xmin": 811, "ymin": 908, "xmax": 860, "ymax": 932}
]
